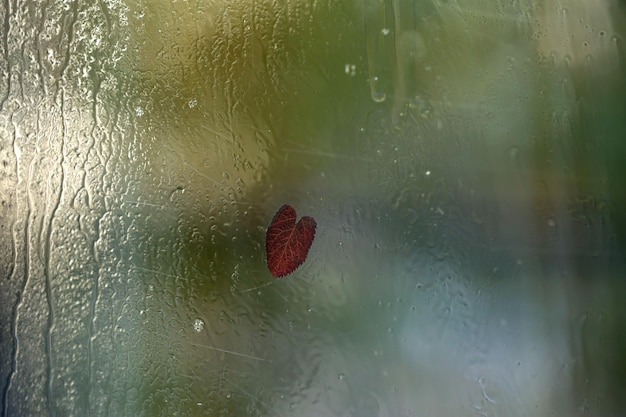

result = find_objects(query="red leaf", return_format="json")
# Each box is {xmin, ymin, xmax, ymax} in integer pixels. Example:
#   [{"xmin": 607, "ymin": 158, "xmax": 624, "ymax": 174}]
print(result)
[{"xmin": 265, "ymin": 204, "xmax": 317, "ymax": 277}]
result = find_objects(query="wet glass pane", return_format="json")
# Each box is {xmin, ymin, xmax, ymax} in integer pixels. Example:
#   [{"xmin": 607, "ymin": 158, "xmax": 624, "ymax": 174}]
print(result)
[{"xmin": 1, "ymin": 0, "xmax": 625, "ymax": 416}]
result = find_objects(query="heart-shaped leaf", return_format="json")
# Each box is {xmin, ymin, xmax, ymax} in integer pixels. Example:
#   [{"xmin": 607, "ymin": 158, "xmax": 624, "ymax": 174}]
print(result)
[{"xmin": 265, "ymin": 204, "xmax": 317, "ymax": 277}]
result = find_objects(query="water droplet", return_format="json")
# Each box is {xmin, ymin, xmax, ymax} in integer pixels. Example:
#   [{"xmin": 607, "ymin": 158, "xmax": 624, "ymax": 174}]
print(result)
[
  {"xmin": 193, "ymin": 318, "xmax": 205, "ymax": 332},
  {"xmin": 371, "ymin": 91, "xmax": 386, "ymax": 102},
  {"xmin": 370, "ymin": 75, "xmax": 386, "ymax": 102}
]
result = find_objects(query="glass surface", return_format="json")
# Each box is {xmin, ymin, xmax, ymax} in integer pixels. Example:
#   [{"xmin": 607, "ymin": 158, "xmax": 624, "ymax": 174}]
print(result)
[{"xmin": 1, "ymin": 0, "xmax": 625, "ymax": 416}]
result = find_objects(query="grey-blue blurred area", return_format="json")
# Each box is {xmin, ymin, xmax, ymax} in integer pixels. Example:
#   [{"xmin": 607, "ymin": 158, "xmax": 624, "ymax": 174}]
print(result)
[{"xmin": 1, "ymin": 0, "xmax": 626, "ymax": 416}]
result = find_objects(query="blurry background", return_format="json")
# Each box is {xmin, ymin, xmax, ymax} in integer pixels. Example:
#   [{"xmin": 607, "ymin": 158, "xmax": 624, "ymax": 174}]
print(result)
[{"xmin": 1, "ymin": 0, "xmax": 625, "ymax": 415}]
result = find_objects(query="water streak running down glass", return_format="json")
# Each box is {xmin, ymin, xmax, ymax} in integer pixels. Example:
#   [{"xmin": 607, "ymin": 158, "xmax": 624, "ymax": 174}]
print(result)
[{"xmin": 1, "ymin": 0, "xmax": 625, "ymax": 416}]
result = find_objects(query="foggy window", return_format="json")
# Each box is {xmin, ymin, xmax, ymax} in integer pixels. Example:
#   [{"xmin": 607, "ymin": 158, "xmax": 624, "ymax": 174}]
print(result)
[{"xmin": 1, "ymin": 0, "xmax": 625, "ymax": 415}]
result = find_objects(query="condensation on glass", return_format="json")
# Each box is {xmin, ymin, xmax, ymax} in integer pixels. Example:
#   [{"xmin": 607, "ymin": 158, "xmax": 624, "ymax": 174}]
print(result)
[{"xmin": 1, "ymin": 0, "xmax": 625, "ymax": 416}]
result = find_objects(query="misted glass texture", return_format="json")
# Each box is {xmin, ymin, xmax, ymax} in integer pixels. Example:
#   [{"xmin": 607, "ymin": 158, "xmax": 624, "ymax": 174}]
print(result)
[{"xmin": 1, "ymin": 0, "xmax": 625, "ymax": 415}]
